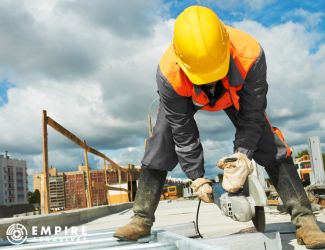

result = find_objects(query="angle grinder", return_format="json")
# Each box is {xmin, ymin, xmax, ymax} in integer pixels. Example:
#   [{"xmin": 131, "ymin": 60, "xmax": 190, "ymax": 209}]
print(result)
[{"xmin": 213, "ymin": 174, "xmax": 267, "ymax": 232}]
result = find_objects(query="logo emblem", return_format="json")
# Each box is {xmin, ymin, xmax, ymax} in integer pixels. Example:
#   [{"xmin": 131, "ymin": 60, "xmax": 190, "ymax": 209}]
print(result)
[{"xmin": 6, "ymin": 223, "xmax": 28, "ymax": 245}]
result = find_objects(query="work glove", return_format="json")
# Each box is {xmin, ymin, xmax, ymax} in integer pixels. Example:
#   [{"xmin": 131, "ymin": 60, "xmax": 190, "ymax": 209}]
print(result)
[
  {"xmin": 190, "ymin": 178, "xmax": 213, "ymax": 203},
  {"xmin": 217, "ymin": 152, "xmax": 254, "ymax": 193}
]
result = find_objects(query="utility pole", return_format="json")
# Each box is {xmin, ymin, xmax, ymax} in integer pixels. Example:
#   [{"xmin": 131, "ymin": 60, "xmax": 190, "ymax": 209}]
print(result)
[{"xmin": 42, "ymin": 110, "xmax": 50, "ymax": 214}]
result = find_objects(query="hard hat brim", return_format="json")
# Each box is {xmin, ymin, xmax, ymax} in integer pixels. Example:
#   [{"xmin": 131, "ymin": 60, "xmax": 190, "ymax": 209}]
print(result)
[{"xmin": 176, "ymin": 48, "xmax": 230, "ymax": 85}]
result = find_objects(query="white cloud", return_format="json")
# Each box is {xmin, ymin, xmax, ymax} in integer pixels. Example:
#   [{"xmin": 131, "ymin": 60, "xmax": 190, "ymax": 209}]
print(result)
[
  {"xmin": 0, "ymin": 0, "xmax": 173, "ymax": 181},
  {"xmin": 197, "ymin": 0, "xmax": 275, "ymax": 11},
  {"xmin": 283, "ymin": 8, "xmax": 325, "ymax": 30},
  {"xmin": 242, "ymin": 0, "xmax": 276, "ymax": 11},
  {"xmin": 0, "ymin": 1, "xmax": 324, "ymax": 185},
  {"xmin": 232, "ymin": 19, "xmax": 325, "ymax": 148}
]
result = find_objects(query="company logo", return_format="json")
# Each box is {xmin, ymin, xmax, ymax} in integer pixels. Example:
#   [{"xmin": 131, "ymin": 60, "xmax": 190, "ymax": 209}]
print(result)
[
  {"xmin": 6, "ymin": 223, "xmax": 28, "ymax": 245},
  {"xmin": 6, "ymin": 224, "xmax": 87, "ymax": 245}
]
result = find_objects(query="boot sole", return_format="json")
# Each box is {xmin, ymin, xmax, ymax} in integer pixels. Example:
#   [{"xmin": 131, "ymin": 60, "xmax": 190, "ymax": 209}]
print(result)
[
  {"xmin": 113, "ymin": 233, "xmax": 137, "ymax": 241},
  {"xmin": 297, "ymin": 238, "xmax": 325, "ymax": 249},
  {"xmin": 113, "ymin": 232, "xmax": 152, "ymax": 242},
  {"xmin": 305, "ymin": 243, "xmax": 325, "ymax": 249}
]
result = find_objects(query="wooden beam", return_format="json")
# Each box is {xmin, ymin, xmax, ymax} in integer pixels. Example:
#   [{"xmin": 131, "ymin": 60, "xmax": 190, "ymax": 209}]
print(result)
[
  {"xmin": 84, "ymin": 143, "xmax": 93, "ymax": 208},
  {"xmin": 106, "ymin": 185, "xmax": 130, "ymax": 193},
  {"xmin": 129, "ymin": 164, "xmax": 133, "ymax": 201},
  {"xmin": 87, "ymin": 147, "xmax": 128, "ymax": 173},
  {"xmin": 42, "ymin": 110, "xmax": 50, "ymax": 214},
  {"xmin": 148, "ymin": 114, "xmax": 153, "ymax": 137},
  {"xmin": 47, "ymin": 115, "xmax": 127, "ymax": 172},
  {"xmin": 103, "ymin": 160, "xmax": 108, "ymax": 186},
  {"xmin": 47, "ymin": 116, "xmax": 85, "ymax": 148},
  {"xmin": 103, "ymin": 160, "xmax": 110, "ymax": 205}
]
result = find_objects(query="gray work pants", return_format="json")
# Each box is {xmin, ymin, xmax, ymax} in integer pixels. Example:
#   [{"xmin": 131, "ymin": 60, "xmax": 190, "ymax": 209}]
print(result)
[{"xmin": 142, "ymin": 104, "xmax": 290, "ymax": 175}]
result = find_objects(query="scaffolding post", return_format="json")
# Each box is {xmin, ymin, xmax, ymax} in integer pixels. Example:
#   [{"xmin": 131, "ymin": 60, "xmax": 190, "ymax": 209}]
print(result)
[
  {"xmin": 129, "ymin": 164, "xmax": 133, "ymax": 201},
  {"xmin": 104, "ymin": 160, "xmax": 110, "ymax": 205},
  {"xmin": 118, "ymin": 169, "xmax": 121, "ymax": 202},
  {"xmin": 308, "ymin": 136, "xmax": 325, "ymax": 185},
  {"xmin": 126, "ymin": 167, "xmax": 130, "ymax": 201},
  {"xmin": 84, "ymin": 141, "xmax": 93, "ymax": 208},
  {"xmin": 42, "ymin": 110, "xmax": 50, "ymax": 214}
]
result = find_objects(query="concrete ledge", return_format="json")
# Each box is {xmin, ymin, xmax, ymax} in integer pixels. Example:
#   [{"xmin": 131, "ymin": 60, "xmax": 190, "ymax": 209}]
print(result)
[{"xmin": 0, "ymin": 202, "xmax": 133, "ymax": 240}]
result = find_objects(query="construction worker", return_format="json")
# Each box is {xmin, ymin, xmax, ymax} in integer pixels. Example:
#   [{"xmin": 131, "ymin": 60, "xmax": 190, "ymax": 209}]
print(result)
[{"xmin": 114, "ymin": 6, "xmax": 325, "ymax": 248}]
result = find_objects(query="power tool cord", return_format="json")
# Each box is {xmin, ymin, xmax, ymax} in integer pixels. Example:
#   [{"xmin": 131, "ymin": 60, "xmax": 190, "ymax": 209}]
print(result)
[{"xmin": 195, "ymin": 199, "xmax": 203, "ymax": 238}]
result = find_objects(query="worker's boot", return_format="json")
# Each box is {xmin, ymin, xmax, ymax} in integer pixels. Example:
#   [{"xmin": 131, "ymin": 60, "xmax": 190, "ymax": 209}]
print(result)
[
  {"xmin": 296, "ymin": 215, "xmax": 325, "ymax": 249},
  {"xmin": 265, "ymin": 158, "xmax": 325, "ymax": 249},
  {"xmin": 113, "ymin": 168, "xmax": 167, "ymax": 241}
]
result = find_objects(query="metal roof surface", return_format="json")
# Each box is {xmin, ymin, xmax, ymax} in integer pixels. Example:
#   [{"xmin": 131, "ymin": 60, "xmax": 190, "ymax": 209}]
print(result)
[{"xmin": 0, "ymin": 222, "xmax": 281, "ymax": 250}]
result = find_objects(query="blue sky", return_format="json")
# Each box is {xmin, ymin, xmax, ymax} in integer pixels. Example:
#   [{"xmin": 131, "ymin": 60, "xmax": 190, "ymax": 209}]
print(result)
[
  {"xmin": 0, "ymin": 1, "xmax": 324, "ymax": 99},
  {"xmin": 165, "ymin": 0, "xmax": 325, "ymax": 49},
  {"xmin": 0, "ymin": 1, "xmax": 324, "ymax": 190},
  {"xmin": 0, "ymin": 80, "xmax": 12, "ymax": 106},
  {"xmin": 1, "ymin": 0, "xmax": 324, "ymax": 109},
  {"xmin": 166, "ymin": 0, "xmax": 325, "ymax": 28}
]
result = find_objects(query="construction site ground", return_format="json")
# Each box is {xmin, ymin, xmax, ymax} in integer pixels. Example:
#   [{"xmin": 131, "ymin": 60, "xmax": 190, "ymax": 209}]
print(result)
[{"xmin": 79, "ymin": 199, "xmax": 325, "ymax": 250}]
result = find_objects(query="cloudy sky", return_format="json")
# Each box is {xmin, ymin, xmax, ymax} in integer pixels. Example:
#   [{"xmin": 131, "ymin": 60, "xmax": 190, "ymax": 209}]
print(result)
[{"xmin": 0, "ymin": 0, "xmax": 324, "ymax": 190}]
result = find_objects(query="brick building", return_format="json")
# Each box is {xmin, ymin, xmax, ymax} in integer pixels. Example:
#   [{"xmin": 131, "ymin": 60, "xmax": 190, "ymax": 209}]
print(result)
[
  {"xmin": 64, "ymin": 171, "xmax": 87, "ymax": 209},
  {"xmin": 90, "ymin": 170, "xmax": 107, "ymax": 206},
  {"xmin": 34, "ymin": 164, "xmax": 140, "ymax": 211}
]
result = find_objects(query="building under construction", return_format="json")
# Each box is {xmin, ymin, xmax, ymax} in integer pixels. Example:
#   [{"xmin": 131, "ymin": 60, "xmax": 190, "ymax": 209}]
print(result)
[
  {"xmin": 33, "ymin": 165, "xmax": 140, "ymax": 212},
  {"xmin": 37, "ymin": 110, "xmax": 142, "ymax": 214}
]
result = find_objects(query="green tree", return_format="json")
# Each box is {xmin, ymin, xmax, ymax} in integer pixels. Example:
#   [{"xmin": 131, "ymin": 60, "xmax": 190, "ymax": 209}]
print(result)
[
  {"xmin": 34, "ymin": 189, "xmax": 40, "ymax": 204},
  {"xmin": 28, "ymin": 189, "xmax": 40, "ymax": 204},
  {"xmin": 296, "ymin": 149, "xmax": 309, "ymax": 159}
]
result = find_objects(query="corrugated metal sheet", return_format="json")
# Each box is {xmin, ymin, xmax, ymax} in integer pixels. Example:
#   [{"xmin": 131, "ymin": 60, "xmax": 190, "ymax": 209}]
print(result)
[{"xmin": 0, "ymin": 222, "xmax": 281, "ymax": 250}]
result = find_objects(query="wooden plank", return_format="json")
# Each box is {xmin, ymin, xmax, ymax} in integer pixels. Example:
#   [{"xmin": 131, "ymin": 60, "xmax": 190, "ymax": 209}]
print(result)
[
  {"xmin": 84, "ymin": 145, "xmax": 93, "ymax": 208},
  {"xmin": 47, "ymin": 115, "xmax": 127, "ymax": 172},
  {"xmin": 42, "ymin": 110, "xmax": 50, "ymax": 214},
  {"xmin": 106, "ymin": 185, "xmax": 130, "ymax": 193},
  {"xmin": 47, "ymin": 116, "xmax": 85, "ymax": 148}
]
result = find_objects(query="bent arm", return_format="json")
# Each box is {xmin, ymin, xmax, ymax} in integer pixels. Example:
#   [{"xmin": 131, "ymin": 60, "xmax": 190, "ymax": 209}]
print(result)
[
  {"xmin": 234, "ymin": 49, "xmax": 268, "ymax": 158},
  {"xmin": 156, "ymin": 67, "xmax": 205, "ymax": 179}
]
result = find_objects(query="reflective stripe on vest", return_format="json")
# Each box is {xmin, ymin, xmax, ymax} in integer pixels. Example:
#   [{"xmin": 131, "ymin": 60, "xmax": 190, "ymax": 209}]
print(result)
[{"xmin": 159, "ymin": 25, "xmax": 261, "ymax": 112}]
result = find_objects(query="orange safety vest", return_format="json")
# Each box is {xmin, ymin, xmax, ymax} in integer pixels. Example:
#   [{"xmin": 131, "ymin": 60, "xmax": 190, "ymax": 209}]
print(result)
[
  {"xmin": 159, "ymin": 26, "xmax": 292, "ymax": 157},
  {"xmin": 159, "ymin": 25, "xmax": 261, "ymax": 112}
]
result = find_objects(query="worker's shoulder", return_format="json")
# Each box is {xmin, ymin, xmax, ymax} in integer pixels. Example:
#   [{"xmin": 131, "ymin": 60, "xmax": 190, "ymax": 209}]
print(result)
[
  {"xmin": 226, "ymin": 25, "xmax": 261, "ymax": 59},
  {"xmin": 158, "ymin": 44, "xmax": 180, "ymax": 76},
  {"xmin": 157, "ymin": 45, "xmax": 192, "ymax": 97}
]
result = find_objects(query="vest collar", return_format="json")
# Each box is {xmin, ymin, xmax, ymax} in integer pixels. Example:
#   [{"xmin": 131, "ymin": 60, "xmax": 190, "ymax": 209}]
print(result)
[
  {"xmin": 193, "ymin": 56, "xmax": 243, "ymax": 95},
  {"xmin": 194, "ymin": 84, "xmax": 202, "ymax": 95}
]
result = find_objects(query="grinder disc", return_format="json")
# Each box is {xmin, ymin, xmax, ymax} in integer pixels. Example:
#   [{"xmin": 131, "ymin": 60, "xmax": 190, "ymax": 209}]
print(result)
[{"xmin": 252, "ymin": 206, "xmax": 265, "ymax": 232}]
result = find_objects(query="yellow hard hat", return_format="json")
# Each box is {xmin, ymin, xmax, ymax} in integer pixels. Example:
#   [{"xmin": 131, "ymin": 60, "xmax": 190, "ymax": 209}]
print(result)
[{"xmin": 173, "ymin": 6, "xmax": 230, "ymax": 85}]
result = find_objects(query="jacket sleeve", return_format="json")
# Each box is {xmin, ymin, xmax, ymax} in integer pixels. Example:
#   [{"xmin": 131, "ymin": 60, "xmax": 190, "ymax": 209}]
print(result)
[
  {"xmin": 234, "ymin": 49, "xmax": 268, "ymax": 159},
  {"xmin": 156, "ymin": 67, "xmax": 205, "ymax": 180}
]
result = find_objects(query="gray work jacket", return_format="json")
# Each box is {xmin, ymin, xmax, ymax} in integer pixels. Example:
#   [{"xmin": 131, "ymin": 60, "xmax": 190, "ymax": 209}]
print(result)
[{"xmin": 156, "ymin": 49, "xmax": 268, "ymax": 177}]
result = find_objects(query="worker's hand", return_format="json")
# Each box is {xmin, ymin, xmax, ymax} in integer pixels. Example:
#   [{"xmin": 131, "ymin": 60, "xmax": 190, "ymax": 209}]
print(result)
[
  {"xmin": 217, "ymin": 152, "xmax": 254, "ymax": 193},
  {"xmin": 190, "ymin": 178, "xmax": 213, "ymax": 203}
]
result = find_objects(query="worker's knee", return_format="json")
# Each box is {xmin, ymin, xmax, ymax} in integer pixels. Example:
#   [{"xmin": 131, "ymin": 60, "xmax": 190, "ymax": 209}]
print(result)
[
  {"xmin": 141, "ymin": 119, "xmax": 178, "ymax": 171},
  {"xmin": 265, "ymin": 156, "xmax": 294, "ymax": 169},
  {"xmin": 253, "ymin": 151, "xmax": 290, "ymax": 169}
]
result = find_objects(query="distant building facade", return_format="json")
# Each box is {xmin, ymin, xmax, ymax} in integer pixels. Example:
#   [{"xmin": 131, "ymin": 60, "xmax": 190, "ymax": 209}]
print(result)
[
  {"xmin": 49, "ymin": 175, "xmax": 65, "ymax": 211},
  {"xmin": 64, "ymin": 170, "xmax": 87, "ymax": 209},
  {"xmin": 90, "ymin": 170, "xmax": 107, "ymax": 206},
  {"xmin": 34, "ymin": 164, "xmax": 140, "ymax": 211},
  {"xmin": 0, "ymin": 152, "xmax": 28, "ymax": 205}
]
